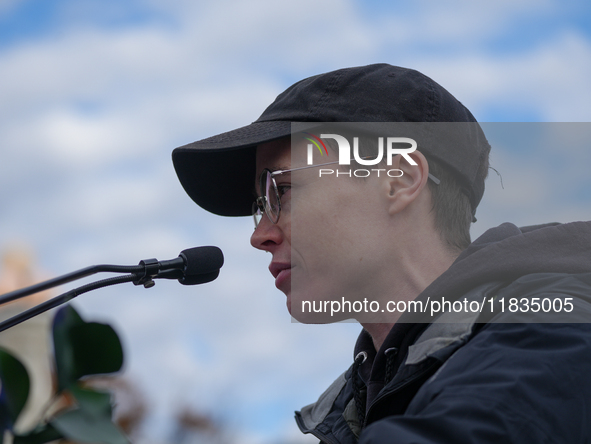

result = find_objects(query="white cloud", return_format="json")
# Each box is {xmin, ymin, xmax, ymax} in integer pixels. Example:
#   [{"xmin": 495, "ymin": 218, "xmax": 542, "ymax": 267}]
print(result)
[
  {"xmin": 396, "ymin": 30, "xmax": 591, "ymax": 122},
  {"xmin": 382, "ymin": 0, "xmax": 555, "ymax": 45}
]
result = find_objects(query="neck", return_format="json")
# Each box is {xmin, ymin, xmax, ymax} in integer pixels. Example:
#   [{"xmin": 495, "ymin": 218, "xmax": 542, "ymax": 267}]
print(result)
[
  {"xmin": 360, "ymin": 240, "xmax": 460, "ymax": 351},
  {"xmin": 364, "ymin": 323, "xmax": 395, "ymax": 351}
]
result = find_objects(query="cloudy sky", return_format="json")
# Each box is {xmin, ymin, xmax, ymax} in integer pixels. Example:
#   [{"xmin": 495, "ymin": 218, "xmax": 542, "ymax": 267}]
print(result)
[{"xmin": 1, "ymin": 0, "xmax": 590, "ymax": 442}]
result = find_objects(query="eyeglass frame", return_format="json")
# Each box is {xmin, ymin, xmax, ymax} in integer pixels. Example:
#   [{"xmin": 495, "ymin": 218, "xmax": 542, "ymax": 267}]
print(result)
[{"xmin": 252, "ymin": 159, "xmax": 440, "ymax": 228}]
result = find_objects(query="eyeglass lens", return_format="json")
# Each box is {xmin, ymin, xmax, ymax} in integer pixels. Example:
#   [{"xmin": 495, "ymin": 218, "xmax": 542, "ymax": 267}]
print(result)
[
  {"xmin": 253, "ymin": 169, "xmax": 281, "ymax": 228},
  {"xmin": 263, "ymin": 170, "xmax": 280, "ymax": 222}
]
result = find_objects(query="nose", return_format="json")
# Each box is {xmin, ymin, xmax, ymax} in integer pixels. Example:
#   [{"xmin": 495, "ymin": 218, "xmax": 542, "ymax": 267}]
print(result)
[{"xmin": 250, "ymin": 213, "xmax": 284, "ymax": 252}]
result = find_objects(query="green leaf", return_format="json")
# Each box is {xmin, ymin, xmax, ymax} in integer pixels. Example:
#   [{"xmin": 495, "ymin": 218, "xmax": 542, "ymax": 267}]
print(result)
[
  {"xmin": 69, "ymin": 385, "xmax": 113, "ymax": 418},
  {"xmin": 51, "ymin": 408, "xmax": 129, "ymax": 444},
  {"xmin": 53, "ymin": 306, "xmax": 123, "ymax": 391},
  {"xmin": 13, "ymin": 423, "xmax": 63, "ymax": 444},
  {"xmin": 52, "ymin": 305, "xmax": 85, "ymax": 391},
  {"xmin": 70, "ymin": 322, "xmax": 123, "ymax": 378},
  {"xmin": 0, "ymin": 348, "xmax": 30, "ymax": 430}
]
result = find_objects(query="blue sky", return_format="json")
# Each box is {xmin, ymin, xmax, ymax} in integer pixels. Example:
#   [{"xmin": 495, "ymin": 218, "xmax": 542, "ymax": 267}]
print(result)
[{"xmin": 1, "ymin": 1, "xmax": 590, "ymax": 443}]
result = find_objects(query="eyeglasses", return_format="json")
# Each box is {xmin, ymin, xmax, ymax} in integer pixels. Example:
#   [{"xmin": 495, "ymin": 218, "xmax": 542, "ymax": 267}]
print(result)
[
  {"xmin": 252, "ymin": 160, "xmax": 440, "ymax": 228},
  {"xmin": 253, "ymin": 159, "xmax": 358, "ymax": 228}
]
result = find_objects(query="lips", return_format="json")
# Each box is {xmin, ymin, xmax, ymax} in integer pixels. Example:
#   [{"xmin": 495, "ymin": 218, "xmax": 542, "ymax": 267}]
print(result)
[{"xmin": 269, "ymin": 262, "xmax": 291, "ymax": 291}]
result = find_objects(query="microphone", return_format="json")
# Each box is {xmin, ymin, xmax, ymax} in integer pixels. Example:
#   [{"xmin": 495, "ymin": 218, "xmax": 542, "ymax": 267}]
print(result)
[
  {"xmin": 138, "ymin": 246, "xmax": 224, "ymax": 286},
  {"xmin": 177, "ymin": 246, "xmax": 224, "ymax": 285},
  {"xmin": 0, "ymin": 246, "xmax": 224, "ymax": 332}
]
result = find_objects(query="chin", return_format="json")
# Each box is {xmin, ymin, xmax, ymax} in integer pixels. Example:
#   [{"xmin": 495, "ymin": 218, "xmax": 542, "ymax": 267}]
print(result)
[
  {"xmin": 291, "ymin": 310, "xmax": 351, "ymax": 324},
  {"xmin": 288, "ymin": 293, "xmax": 348, "ymax": 324}
]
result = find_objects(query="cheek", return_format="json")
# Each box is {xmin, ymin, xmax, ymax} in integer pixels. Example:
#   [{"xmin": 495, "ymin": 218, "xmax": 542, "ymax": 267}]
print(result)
[
  {"xmin": 296, "ymin": 182, "xmax": 386, "ymax": 277},
  {"xmin": 292, "ymin": 193, "xmax": 360, "ymax": 267},
  {"xmin": 291, "ymin": 189, "xmax": 336, "ymax": 247}
]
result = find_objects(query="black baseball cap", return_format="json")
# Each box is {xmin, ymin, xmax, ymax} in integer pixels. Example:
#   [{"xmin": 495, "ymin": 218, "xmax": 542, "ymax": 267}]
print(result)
[{"xmin": 172, "ymin": 63, "xmax": 490, "ymax": 217}]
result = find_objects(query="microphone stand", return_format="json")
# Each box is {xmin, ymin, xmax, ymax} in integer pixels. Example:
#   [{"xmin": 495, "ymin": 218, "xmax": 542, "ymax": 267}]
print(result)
[
  {"xmin": 0, "ymin": 247, "xmax": 223, "ymax": 333},
  {"xmin": 0, "ymin": 274, "xmax": 137, "ymax": 333},
  {"xmin": 0, "ymin": 264, "xmax": 145, "ymax": 306},
  {"xmin": 0, "ymin": 258, "xmax": 181, "ymax": 333}
]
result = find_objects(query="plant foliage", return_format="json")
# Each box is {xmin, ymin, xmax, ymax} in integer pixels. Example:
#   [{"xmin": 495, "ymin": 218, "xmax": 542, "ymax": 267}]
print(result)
[{"xmin": 0, "ymin": 305, "xmax": 128, "ymax": 444}]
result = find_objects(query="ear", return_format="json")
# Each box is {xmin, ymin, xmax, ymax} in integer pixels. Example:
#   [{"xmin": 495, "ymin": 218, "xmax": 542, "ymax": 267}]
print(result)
[{"xmin": 384, "ymin": 150, "xmax": 430, "ymax": 215}]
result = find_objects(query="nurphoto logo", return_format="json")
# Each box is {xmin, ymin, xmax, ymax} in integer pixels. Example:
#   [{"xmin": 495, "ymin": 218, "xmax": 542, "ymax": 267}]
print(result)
[{"xmin": 304, "ymin": 133, "xmax": 417, "ymax": 178}]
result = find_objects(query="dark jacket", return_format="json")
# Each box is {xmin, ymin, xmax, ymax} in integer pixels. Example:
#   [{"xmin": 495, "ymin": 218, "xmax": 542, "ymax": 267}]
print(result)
[{"xmin": 295, "ymin": 222, "xmax": 591, "ymax": 443}]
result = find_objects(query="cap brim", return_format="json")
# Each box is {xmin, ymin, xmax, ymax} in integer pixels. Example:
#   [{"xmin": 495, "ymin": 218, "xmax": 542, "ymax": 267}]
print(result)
[{"xmin": 172, "ymin": 121, "xmax": 318, "ymax": 216}]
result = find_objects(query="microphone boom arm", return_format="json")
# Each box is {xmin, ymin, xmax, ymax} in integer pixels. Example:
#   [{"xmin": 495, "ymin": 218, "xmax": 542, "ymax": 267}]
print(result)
[
  {"xmin": 0, "ymin": 264, "xmax": 145, "ymax": 306},
  {"xmin": 0, "ymin": 246, "xmax": 224, "ymax": 332},
  {"xmin": 0, "ymin": 274, "xmax": 137, "ymax": 333}
]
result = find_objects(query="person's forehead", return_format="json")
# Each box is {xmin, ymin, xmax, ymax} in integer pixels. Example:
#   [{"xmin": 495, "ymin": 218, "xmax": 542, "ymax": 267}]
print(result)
[{"xmin": 255, "ymin": 137, "xmax": 292, "ymax": 172}]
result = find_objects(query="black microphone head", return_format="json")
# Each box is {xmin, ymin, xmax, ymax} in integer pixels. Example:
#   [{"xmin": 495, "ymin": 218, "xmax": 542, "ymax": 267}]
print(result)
[{"xmin": 178, "ymin": 246, "xmax": 224, "ymax": 285}]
